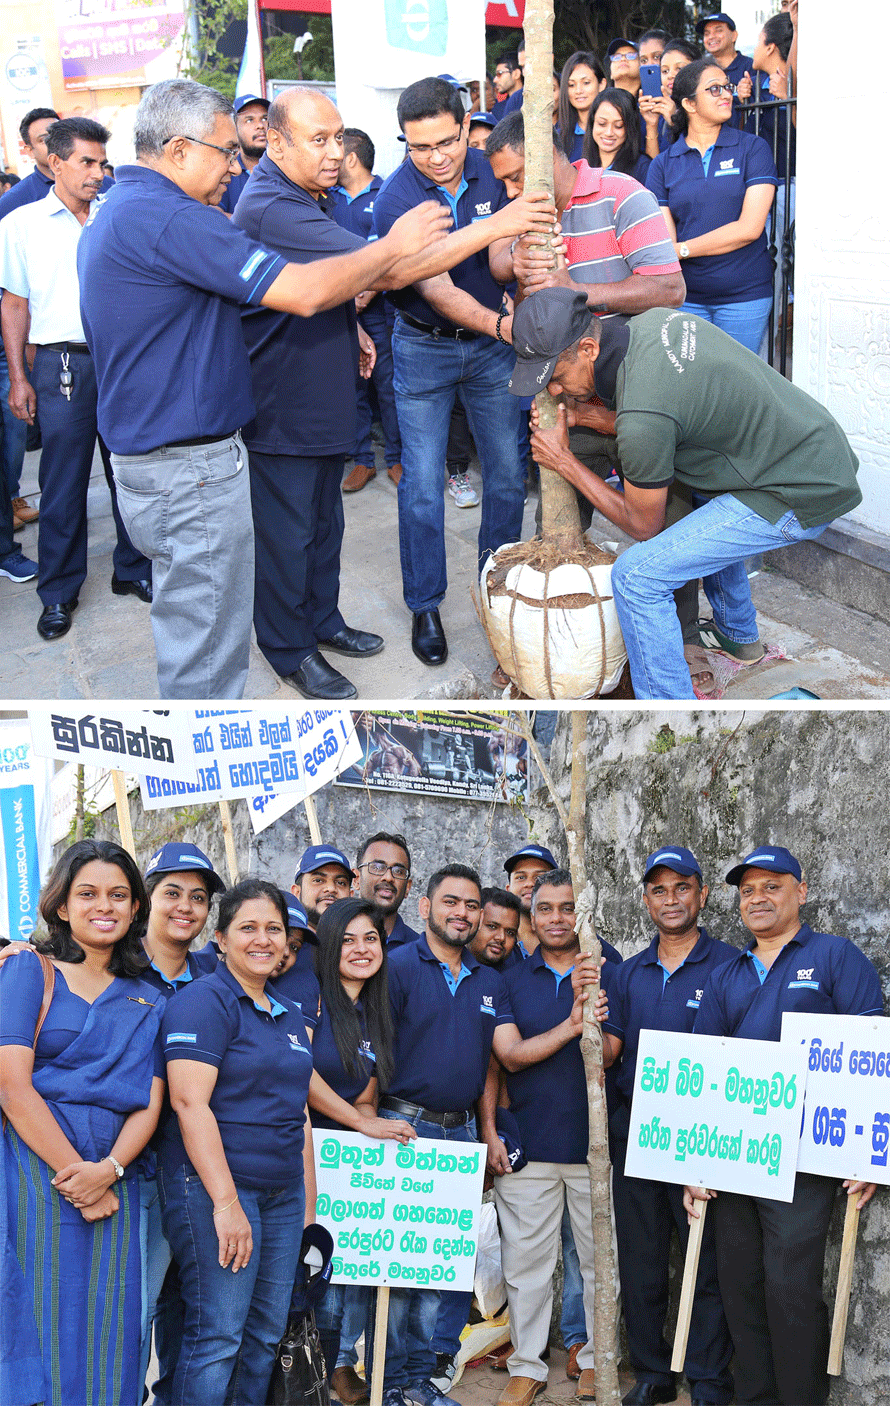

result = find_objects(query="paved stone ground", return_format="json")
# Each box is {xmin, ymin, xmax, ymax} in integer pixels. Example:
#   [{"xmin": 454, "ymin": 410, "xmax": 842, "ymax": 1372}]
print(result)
[{"xmin": 3, "ymin": 443, "xmax": 889, "ymax": 702}]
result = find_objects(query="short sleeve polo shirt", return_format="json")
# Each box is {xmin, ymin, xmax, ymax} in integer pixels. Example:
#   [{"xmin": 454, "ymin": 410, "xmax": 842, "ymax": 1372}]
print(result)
[
  {"xmin": 612, "ymin": 307, "xmax": 861, "ymax": 529},
  {"xmin": 562, "ymin": 162, "xmax": 680, "ymax": 295},
  {"xmin": 604, "ymin": 928, "xmax": 737, "ymax": 1139},
  {"xmin": 160, "ymin": 961, "xmax": 313, "ymax": 1188},
  {"xmin": 77, "ymin": 165, "xmax": 283, "ymax": 455},
  {"xmin": 311, "ymin": 998, "xmax": 377, "ymax": 1130},
  {"xmin": 694, "ymin": 925, "xmax": 885, "ymax": 1042},
  {"xmin": 371, "ymin": 145, "xmax": 508, "ymax": 331},
  {"xmin": 645, "ymin": 125, "xmax": 777, "ymax": 302},
  {"xmin": 271, "ymin": 944, "xmax": 321, "ymax": 1029},
  {"xmin": 233, "ymin": 153, "xmax": 363, "ymax": 456},
  {"xmin": 329, "ymin": 175, "xmax": 383, "ymax": 242},
  {"xmin": 387, "ymin": 912, "xmax": 422, "ymax": 949},
  {"xmin": 504, "ymin": 941, "xmax": 622, "ymax": 1163},
  {"xmin": 386, "ymin": 934, "xmax": 513, "ymax": 1111},
  {"xmin": 138, "ymin": 949, "xmax": 207, "ymax": 999}
]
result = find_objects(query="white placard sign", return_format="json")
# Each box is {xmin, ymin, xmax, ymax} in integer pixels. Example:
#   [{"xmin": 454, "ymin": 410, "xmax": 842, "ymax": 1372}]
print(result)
[
  {"xmin": 781, "ymin": 1012, "xmax": 890, "ymax": 1184},
  {"xmin": 28, "ymin": 709, "xmax": 197, "ymax": 781},
  {"xmin": 625, "ymin": 1030, "xmax": 809, "ymax": 1201},
  {"xmin": 314, "ymin": 1131, "xmax": 485, "ymax": 1290},
  {"xmin": 139, "ymin": 708, "xmax": 361, "ymax": 807}
]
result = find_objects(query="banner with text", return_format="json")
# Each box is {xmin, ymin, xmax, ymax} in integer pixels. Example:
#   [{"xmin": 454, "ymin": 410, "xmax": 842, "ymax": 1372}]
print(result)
[
  {"xmin": 29, "ymin": 709, "xmax": 196, "ymax": 782},
  {"xmin": 314, "ymin": 1131, "xmax": 485, "ymax": 1290},
  {"xmin": 625, "ymin": 1030, "xmax": 809, "ymax": 1201},
  {"xmin": 0, "ymin": 720, "xmax": 54, "ymax": 941},
  {"xmin": 782, "ymin": 1012, "xmax": 890, "ymax": 1184},
  {"xmin": 336, "ymin": 710, "xmax": 528, "ymax": 805}
]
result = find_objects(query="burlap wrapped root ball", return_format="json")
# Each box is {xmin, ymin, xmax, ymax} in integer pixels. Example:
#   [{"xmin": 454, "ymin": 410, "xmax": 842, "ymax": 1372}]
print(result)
[{"xmin": 481, "ymin": 538, "xmax": 627, "ymax": 698}]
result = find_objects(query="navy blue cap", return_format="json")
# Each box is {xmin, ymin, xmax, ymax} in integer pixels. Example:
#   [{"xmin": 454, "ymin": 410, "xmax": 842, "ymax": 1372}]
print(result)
[
  {"xmin": 495, "ymin": 1108, "xmax": 528, "ymax": 1173},
  {"xmin": 607, "ymin": 38, "xmax": 639, "ymax": 59},
  {"xmin": 504, "ymin": 843, "xmax": 558, "ymax": 874},
  {"xmin": 725, "ymin": 847, "xmax": 803, "ymax": 887},
  {"xmin": 437, "ymin": 73, "xmax": 468, "ymax": 90},
  {"xmin": 290, "ymin": 1224, "xmax": 334, "ymax": 1312},
  {"xmin": 643, "ymin": 846, "xmax": 703, "ymax": 884},
  {"xmin": 696, "ymin": 12, "xmax": 736, "ymax": 34},
  {"xmin": 469, "ymin": 111, "xmax": 497, "ymax": 128},
  {"xmin": 233, "ymin": 93, "xmax": 270, "ymax": 114},
  {"xmin": 294, "ymin": 843, "xmax": 352, "ymax": 882},
  {"xmin": 144, "ymin": 842, "xmax": 226, "ymax": 896},
  {"xmin": 280, "ymin": 890, "xmax": 318, "ymax": 943}
]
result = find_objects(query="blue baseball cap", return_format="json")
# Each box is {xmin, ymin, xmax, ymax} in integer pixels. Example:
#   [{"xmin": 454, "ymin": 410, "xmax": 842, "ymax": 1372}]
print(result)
[
  {"xmin": 504, "ymin": 843, "xmax": 558, "ymax": 874},
  {"xmin": 437, "ymin": 73, "xmax": 468, "ymax": 90},
  {"xmin": 280, "ymin": 890, "xmax": 318, "ymax": 943},
  {"xmin": 725, "ymin": 847, "xmax": 803, "ymax": 887},
  {"xmin": 607, "ymin": 38, "xmax": 639, "ymax": 59},
  {"xmin": 144, "ymin": 842, "xmax": 226, "ymax": 896},
  {"xmin": 643, "ymin": 846, "xmax": 703, "ymax": 885},
  {"xmin": 469, "ymin": 111, "xmax": 497, "ymax": 129},
  {"xmin": 233, "ymin": 93, "xmax": 269, "ymax": 114},
  {"xmin": 294, "ymin": 844, "xmax": 352, "ymax": 882},
  {"xmin": 696, "ymin": 12, "xmax": 737, "ymax": 34}
]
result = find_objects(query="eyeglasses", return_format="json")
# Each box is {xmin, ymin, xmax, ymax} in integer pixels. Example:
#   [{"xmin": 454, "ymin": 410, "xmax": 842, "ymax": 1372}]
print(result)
[
  {"xmin": 700, "ymin": 82, "xmax": 734, "ymax": 97},
  {"xmin": 165, "ymin": 135, "xmax": 241, "ymax": 164},
  {"xmin": 357, "ymin": 860, "xmax": 410, "ymax": 880},
  {"xmin": 495, "ymin": 67, "xmax": 513, "ymax": 77},
  {"xmin": 405, "ymin": 132, "xmax": 464, "ymax": 157}
]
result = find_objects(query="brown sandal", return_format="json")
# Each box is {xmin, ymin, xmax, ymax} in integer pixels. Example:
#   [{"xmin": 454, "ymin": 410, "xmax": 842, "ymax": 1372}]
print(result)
[{"xmin": 684, "ymin": 642, "xmax": 717, "ymax": 698}]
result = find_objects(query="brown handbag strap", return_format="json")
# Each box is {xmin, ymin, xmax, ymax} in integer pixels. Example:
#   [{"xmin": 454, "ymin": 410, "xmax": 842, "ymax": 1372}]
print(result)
[{"xmin": 0, "ymin": 946, "xmax": 57, "ymax": 1129}]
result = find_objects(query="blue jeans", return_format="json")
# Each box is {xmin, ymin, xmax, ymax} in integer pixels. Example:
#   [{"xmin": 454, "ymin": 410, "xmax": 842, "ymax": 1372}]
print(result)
[
  {"xmin": 375, "ymin": 1109, "xmax": 478, "ymax": 1384},
  {"xmin": 560, "ymin": 1204, "xmax": 587, "ymax": 1348},
  {"xmin": 392, "ymin": 319, "xmax": 524, "ymax": 612},
  {"xmin": 315, "ymin": 1282, "xmax": 373, "ymax": 1377},
  {"xmin": 611, "ymin": 493, "xmax": 828, "ymax": 700},
  {"xmin": 139, "ymin": 1174, "xmax": 174, "ymax": 1398},
  {"xmin": 681, "ymin": 297, "xmax": 773, "ymax": 354},
  {"xmin": 159, "ymin": 1164, "xmax": 304, "ymax": 1406},
  {"xmin": 355, "ymin": 313, "xmax": 401, "ymax": 469}
]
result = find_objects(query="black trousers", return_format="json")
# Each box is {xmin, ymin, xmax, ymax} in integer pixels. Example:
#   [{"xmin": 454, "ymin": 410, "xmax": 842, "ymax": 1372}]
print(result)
[
  {"xmin": 31, "ymin": 346, "xmax": 149, "ymax": 604},
  {"xmin": 711, "ymin": 1174, "xmax": 837, "ymax": 1405},
  {"xmin": 612, "ymin": 1139, "xmax": 733, "ymax": 1402},
  {"xmin": 248, "ymin": 448, "xmax": 347, "ymax": 676}
]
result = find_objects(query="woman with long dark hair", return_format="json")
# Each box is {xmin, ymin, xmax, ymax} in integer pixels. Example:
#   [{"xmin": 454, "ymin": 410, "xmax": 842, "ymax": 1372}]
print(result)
[
  {"xmin": 557, "ymin": 51, "xmax": 606, "ymax": 162},
  {"xmin": 583, "ymin": 87, "xmax": 650, "ymax": 183},
  {"xmin": 646, "ymin": 56, "xmax": 778, "ymax": 352},
  {"xmin": 0, "ymin": 839, "xmax": 165, "ymax": 1406}
]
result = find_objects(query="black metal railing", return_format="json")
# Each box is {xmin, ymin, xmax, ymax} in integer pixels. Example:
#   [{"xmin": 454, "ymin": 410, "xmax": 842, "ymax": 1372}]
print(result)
[{"xmin": 743, "ymin": 78, "xmax": 797, "ymax": 376}]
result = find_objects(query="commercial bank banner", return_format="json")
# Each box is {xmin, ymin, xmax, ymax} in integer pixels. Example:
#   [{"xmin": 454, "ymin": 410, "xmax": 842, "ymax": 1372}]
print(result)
[{"xmin": 0, "ymin": 721, "xmax": 54, "ymax": 941}]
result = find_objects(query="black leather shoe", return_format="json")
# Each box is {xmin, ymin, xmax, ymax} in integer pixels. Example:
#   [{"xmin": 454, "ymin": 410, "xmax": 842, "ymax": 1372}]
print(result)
[
  {"xmin": 283, "ymin": 651, "xmax": 357, "ymax": 700},
  {"xmin": 37, "ymin": 598, "xmax": 79, "ymax": 641},
  {"xmin": 318, "ymin": 625, "xmax": 384, "ymax": 657},
  {"xmin": 411, "ymin": 609, "xmax": 448, "ymax": 666},
  {"xmin": 111, "ymin": 573, "xmax": 152, "ymax": 604},
  {"xmin": 622, "ymin": 1385, "xmax": 677, "ymax": 1406}
]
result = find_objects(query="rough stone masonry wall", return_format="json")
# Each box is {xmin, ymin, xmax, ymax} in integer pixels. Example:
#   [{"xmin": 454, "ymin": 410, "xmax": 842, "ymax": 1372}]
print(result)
[{"xmin": 526, "ymin": 709, "xmax": 890, "ymax": 1406}]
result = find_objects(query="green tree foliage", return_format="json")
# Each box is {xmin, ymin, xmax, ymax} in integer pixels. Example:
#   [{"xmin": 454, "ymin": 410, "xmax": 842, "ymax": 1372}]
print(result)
[
  {"xmin": 265, "ymin": 16, "xmax": 335, "ymax": 83},
  {"xmin": 487, "ymin": 0, "xmax": 690, "ymax": 75},
  {"xmin": 181, "ymin": 0, "xmax": 248, "ymax": 99}
]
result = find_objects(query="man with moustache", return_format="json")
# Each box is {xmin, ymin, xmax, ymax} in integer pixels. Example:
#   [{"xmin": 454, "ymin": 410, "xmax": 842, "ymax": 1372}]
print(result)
[
  {"xmin": 469, "ymin": 888, "xmax": 521, "ymax": 970},
  {"xmin": 218, "ymin": 93, "xmax": 269, "ymax": 213},
  {"xmin": 353, "ymin": 832, "xmax": 421, "ymax": 949},
  {"xmin": 593, "ymin": 847, "xmax": 735, "ymax": 1406},
  {"xmin": 503, "ymin": 844, "xmax": 558, "ymax": 958},
  {"xmin": 292, "ymin": 843, "xmax": 353, "ymax": 930}
]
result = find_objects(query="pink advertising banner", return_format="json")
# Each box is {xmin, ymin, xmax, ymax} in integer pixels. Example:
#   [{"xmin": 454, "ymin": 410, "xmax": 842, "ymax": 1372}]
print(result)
[{"xmin": 56, "ymin": 0, "xmax": 185, "ymax": 91}]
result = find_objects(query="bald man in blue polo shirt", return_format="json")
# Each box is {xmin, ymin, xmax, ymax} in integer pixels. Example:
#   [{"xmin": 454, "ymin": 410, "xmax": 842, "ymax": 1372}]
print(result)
[{"xmin": 687, "ymin": 846, "xmax": 884, "ymax": 1406}]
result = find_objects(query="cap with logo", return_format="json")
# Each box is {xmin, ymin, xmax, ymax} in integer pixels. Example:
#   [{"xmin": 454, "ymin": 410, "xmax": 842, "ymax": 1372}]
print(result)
[
  {"xmin": 725, "ymin": 846, "xmax": 802, "ymax": 887},
  {"xmin": 642, "ymin": 846, "xmax": 703, "ymax": 885},
  {"xmin": 144, "ymin": 842, "xmax": 226, "ymax": 896},
  {"xmin": 436, "ymin": 73, "xmax": 468, "ymax": 91},
  {"xmin": 508, "ymin": 288, "xmax": 595, "ymax": 397},
  {"xmin": 280, "ymin": 889, "xmax": 318, "ymax": 943},
  {"xmin": 468, "ymin": 111, "xmax": 497, "ymax": 129},
  {"xmin": 504, "ymin": 843, "xmax": 558, "ymax": 875},
  {"xmin": 233, "ymin": 93, "xmax": 270, "ymax": 114},
  {"xmin": 606, "ymin": 38, "xmax": 639, "ymax": 59},
  {"xmin": 294, "ymin": 843, "xmax": 352, "ymax": 883},
  {"xmin": 695, "ymin": 12, "xmax": 737, "ymax": 34}
]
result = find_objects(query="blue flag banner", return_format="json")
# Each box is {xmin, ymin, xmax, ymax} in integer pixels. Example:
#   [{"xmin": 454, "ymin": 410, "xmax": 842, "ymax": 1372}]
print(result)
[{"xmin": 0, "ymin": 722, "xmax": 53, "ymax": 941}]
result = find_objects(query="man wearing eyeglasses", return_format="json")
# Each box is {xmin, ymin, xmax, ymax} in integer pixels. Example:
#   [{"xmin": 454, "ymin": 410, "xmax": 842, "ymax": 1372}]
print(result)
[{"xmin": 353, "ymin": 831, "xmax": 420, "ymax": 948}]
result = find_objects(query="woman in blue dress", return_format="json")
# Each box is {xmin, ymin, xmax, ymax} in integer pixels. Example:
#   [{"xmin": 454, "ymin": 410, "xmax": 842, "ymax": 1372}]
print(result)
[{"xmin": 0, "ymin": 838, "xmax": 166, "ymax": 1406}]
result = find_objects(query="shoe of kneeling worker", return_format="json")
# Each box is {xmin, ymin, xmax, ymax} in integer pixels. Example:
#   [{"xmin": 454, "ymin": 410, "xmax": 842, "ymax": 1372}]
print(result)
[
  {"xmin": 696, "ymin": 617, "xmax": 766, "ymax": 664},
  {"xmin": 496, "ymin": 1376, "xmax": 547, "ymax": 1406}
]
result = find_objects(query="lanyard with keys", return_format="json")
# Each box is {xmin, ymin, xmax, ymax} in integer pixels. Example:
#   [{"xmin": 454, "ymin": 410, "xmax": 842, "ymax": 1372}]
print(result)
[{"xmin": 59, "ymin": 351, "xmax": 73, "ymax": 401}]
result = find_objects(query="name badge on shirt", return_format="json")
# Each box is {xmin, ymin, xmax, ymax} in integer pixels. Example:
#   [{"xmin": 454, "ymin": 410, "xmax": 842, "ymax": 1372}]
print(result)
[
  {"xmin": 714, "ymin": 161, "xmax": 739, "ymax": 177},
  {"xmin": 480, "ymin": 995, "xmax": 495, "ymax": 1015},
  {"xmin": 471, "ymin": 201, "xmax": 493, "ymax": 222},
  {"xmin": 287, "ymin": 1032, "xmax": 310, "ymax": 1054},
  {"xmin": 166, "ymin": 1032, "xmax": 197, "ymax": 1045}
]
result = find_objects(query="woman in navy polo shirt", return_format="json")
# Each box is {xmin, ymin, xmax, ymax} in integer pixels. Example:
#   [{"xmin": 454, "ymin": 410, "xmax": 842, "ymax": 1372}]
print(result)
[
  {"xmin": 557, "ymin": 51, "xmax": 607, "ymax": 162},
  {"xmin": 159, "ymin": 879, "xmax": 315, "ymax": 1406},
  {"xmin": 646, "ymin": 56, "xmax": 779, "ymax": 352},
  {"xmin": 584, "ymin": 87, "xmax": 651, "ymax": 184}
]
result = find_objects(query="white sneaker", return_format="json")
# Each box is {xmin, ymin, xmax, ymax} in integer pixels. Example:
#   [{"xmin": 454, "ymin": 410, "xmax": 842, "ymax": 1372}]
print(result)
[{"xmin": 447, "ymin": 472, "xmax": 479, "ymax": 508}]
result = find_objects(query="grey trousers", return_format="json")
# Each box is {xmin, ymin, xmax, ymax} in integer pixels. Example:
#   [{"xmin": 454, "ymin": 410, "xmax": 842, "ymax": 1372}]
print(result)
[{"xmin": 110, "ymin": 433, "xmax": 254, "ymax": 698}]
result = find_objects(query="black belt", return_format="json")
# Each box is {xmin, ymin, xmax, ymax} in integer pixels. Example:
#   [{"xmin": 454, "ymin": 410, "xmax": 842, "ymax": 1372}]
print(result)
[
  {"xmin": 41, "ymin": 341, "xmax": 90, "ymax": 354},
  {"xmin": 399, "ymin": 312, "xmax": 478, "ymax": 341},
  {"xmin": 163, "ymin": 432, "xmax": 238, "ymax": 449},
  {"xmin": 380, "ymin": 1095, "xmax": 473, "ymax": 1128}
]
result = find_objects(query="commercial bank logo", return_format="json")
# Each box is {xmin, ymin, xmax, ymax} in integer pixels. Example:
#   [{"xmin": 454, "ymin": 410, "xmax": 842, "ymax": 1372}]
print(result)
[{"xmin": 385, "ymin": 0, "xmax": 448, "ymax": 56}]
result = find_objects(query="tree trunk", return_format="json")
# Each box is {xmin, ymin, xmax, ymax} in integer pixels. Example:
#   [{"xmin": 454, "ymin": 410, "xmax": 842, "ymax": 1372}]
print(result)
[
  {"xmin": 565, "ymin": 712, "xmax": 621, "ymax": 1405},
  {"xmin": 521, "ymin": 0, "xmax": 584, "ymax": 554}
]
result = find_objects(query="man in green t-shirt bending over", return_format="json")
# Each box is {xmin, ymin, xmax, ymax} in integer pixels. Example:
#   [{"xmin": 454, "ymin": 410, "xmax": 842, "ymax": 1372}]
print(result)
[{"xmin": 512, "ymin": 288, "xmax": 861, "ymax": 701}]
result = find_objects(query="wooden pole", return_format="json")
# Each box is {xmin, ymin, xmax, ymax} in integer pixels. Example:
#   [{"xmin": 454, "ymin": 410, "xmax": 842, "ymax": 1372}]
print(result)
[
  {"xmin": 369, "ymin": 1285, "xmax": 390, "ymax": 1406},
  {"xmin": 671, "ymin": 1199, "xmax": 708, "ymax": 1373},
  {"xmin": 303, "ymin": 793, "xmax": 322, "ymax": 845},
  {"xmin": 218, "ymin": 799, "xmax": 239, "ymax": 884},
  {"xmin": 111, "ymin": 770, "xmax": 136, "ymax": 859},
  {"xmin": 828, "ymin": 1194, "xmax": 861, "ymax": 1374}
]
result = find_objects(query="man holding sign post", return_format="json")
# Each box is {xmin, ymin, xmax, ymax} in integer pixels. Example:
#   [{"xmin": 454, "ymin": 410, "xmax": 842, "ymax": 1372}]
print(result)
[{"xmin": 687, "ymin": 846, "xmax": 885, "ymax": 1406}]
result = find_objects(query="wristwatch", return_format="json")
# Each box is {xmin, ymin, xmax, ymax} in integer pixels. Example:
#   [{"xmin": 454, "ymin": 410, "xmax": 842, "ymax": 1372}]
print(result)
[
  {"xmin": 678, "ymin": 243, "xmax": 690, "ymax": 260},
  {"xmin": 105, "ymin": 1154, "xmax": 125, "ymax": 1180}
]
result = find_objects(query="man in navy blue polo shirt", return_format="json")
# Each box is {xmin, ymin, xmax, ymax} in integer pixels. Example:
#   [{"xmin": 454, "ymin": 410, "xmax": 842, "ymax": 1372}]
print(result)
[
  {"xmin": 695, "ymin": 13, "xmax": 752, "ymax": 101},
  {"xmin": 77, "ymin": 78, "xmax": 459, "ymax": 698},
  {"xmin": 688, "ymin": 846, "xmax": 884, "ymax": 1406},
  {"xmin": 372, "ymin": 75, "xmax": 556, "ymax": 668},
  {"xmin": 468, "ymin": 888, "xmax": 521, "ymax": 970},
  {"xmin": 292, "ymin": 843, "xmax": 354, "ymax": 931},
  {"xmin": 598, "ymin": 847, "xmax": 735, "ymax": 1406},
  {"xmin": 217, "ymin": 93, "xmax": 269, "ymax": 215},
  {"xmin": 353, "ymin": 831, "xmax": 421, "ymax": 948},
  {"xmin": 485, "ymin": 869, "xmax": 618, "ymax": 1406},
  {"xmin": 503, "ymin": 843, "xmax": 558, "ymax": 959}
]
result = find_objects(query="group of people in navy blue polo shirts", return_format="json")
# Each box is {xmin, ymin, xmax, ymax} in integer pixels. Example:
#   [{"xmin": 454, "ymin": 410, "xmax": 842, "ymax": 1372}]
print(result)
[{"xmin": 2, "ymin": 817, "xmax": 884, "ymax": 1406}]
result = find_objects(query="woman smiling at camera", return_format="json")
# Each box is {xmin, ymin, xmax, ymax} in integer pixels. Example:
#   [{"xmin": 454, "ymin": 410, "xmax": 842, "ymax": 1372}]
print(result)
[
  {"xmin": 0, "ymin": 839, "xmax": 165, "ymax": 1406},
  {"xmin": 584, "ymin": 87, "xmax": 651, "ymax": 184},
  {"xmin": 158, "ymin": 878, "xmax": 315, "ymax": 1406},
  {"xmin": 557, "ymin": 51, "xmax": 607, "ymax": 161}
]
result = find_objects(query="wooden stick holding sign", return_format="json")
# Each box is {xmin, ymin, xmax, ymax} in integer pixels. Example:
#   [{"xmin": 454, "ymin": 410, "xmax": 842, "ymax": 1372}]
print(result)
[
  {"xmin": 218, "ymin": 799, "xmax": 239, "ymax": 884},
  {"xmin": 303, "ymin": 792, "xmax": 322, "ymax": 845},
  {"xmin": 828, "ymin": 1194, "xmax": 860, "ymax": 1375},
  {"xmin": 671, "ymin": 1198, "xmax": 708, "ymax": 1373},
  {"xmin": 110, "ymin": 770, "xmax": 136, "ymax": 859},
  {"xmin": 369, "ymin": 1285, "xmax": 390, "ymax": 1406}
]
